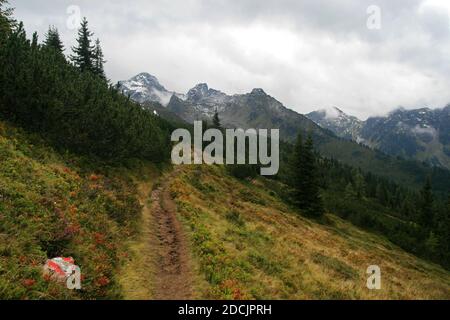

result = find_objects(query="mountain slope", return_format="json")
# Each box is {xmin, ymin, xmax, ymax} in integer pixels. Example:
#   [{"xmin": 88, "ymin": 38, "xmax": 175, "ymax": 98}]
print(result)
[
  {"xmin": 307, "ymin": 106, "xmax": 450, "ymax": 170},
  {"xmin": 167, "ymin": 87, "xmax": 320, "ymax": 138},
  {"xmin": 118, "ymin": 73, "xmax": 182, "ymax": 106},
  {"xmin": 307, "ymin": 107, "xmax": 363, "ymax": 141},
  {"xmin": 361, "ymin": 107, "xmax": 450, "ymax": 168},
  {"xmin": 168, "ymin": 164, "xmax": 450, "ymax": 299},
  {"xmin": 3, "ymin": 119, "xmax": 450, "ymax": 300}
]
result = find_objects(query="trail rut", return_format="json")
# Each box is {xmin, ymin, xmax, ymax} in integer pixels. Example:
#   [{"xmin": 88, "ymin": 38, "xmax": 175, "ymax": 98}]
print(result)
[{"xmin": 151, "ymin": 174, "xmax": 193, "ymax": 300}]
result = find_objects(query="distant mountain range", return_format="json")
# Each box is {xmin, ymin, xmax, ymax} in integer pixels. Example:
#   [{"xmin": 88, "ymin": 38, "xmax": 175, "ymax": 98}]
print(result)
[
  {"xmin": 118, "ymin": 73, "xmax": 319, "ymax": 141},
  {"xmin": 306, "ymin": 106, "xmax": 450, "ymax": 169},
  {"xmin": 118, "ymin": 72, "xmax": 450, "ymax": 188}
]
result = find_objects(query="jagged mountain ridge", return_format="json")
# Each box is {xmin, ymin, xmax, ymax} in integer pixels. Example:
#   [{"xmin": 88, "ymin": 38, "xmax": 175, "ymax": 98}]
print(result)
[
  {"xmin": 118, "ymin": 73, "xmax": 321, "ymax": 140},
  {"xmin": 307, "ymin": 106, "xmax": 450, "ymax": 169},
  {"xmin": 117, "ymin": 72, "xmax": 450, "ymax": 188},
  {"xmin": 118, "ymin": 72, "xmax": 185, "ymax": 106},
  {"xmin": 307, "ymin": 107, "xmax": 364, "ymax": 141}
]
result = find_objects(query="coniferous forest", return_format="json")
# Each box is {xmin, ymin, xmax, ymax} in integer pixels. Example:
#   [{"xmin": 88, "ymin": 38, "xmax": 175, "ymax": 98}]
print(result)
[{"xmin": 0, "ymin": 6, "xmax": 171, "ymax": 163}]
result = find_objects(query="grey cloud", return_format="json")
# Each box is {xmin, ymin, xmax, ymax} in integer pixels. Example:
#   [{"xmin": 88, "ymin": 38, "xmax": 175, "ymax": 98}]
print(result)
[{"xmin": 10, "ymin": 0, "xmax": 450, "ymax": 119}]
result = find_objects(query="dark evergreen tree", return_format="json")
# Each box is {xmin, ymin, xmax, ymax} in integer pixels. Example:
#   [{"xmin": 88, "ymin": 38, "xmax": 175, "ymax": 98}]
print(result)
[
  {"xmin": 353, "ymin": 169, "xmax": 366, "ymax": 199},
  {"xmin": 289, "ymin": 133, "xmax": 304, "ymax": 197},
  {"xmin": 31, "ymin": 31, "xmax": 38, "ymax": 50},
  {"xmin": 0, "ymin": 0, "xmax": 14, "ymax": 39},
  {"xmin": 44, "ymin": 26, "xmax": 64, "ymax": 54},
  {"xmin": 289, "ymin": 133, "xmax": 324, "ymax": 217},
  {"xmin": 400, "ymin": 195, "xmax": 415, "ymax": 218},
  {"xmin": 93, "ymin": 38, "xmax": 106, "ymax": 79},
  {"xmin": 436, "ymin": 195, "xmax": 450, "ymax": 263},
  {"xmin": 419, "ymin": 177, "xmax": 434, "ymax": 229},
  {"xmin": 376, "ymin": 183, "xmax": 387, "ymax": 205},
  {"xmin": 344, "ymin": 182, "xmax": 357, "ymax": 200},
  {"xmin": 70, "ymin": 17, "xmax": 94, "ymax": 72}
]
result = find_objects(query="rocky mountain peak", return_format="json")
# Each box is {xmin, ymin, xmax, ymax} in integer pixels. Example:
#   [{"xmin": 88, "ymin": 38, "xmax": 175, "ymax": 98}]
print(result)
[
  {"xmin": 185, "ymin": 83, "xmax": 228, "ymax": 106},
  {"xmin": 131, "ymin": 73, "xmax": 165, "ymax": 90},
  {"xmin": 187, "ymin": 83, "xmax": 210, "ymax": 101},
  {"xmin": 306, "ymin": 107, "xmax": 363, "ymax": 141},
  {"xmin": 118, "ymin": 72, "xmax": 174, "ymax": 106},
  {"xmin": 250, "ymin": 88, "xmax": 266, "ymax": 96}
]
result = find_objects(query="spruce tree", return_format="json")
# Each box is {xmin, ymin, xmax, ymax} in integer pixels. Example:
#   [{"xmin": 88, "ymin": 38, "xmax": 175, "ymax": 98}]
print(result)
[
  {"xmin": 289, "ymin": 133, "xmax": 304, "ymax": 201},
  {"xmin": 448, "ymin": 194, "xmax": 450, "ymax": 218},
  {"xmin": 419, "ymin": 177, "xmax": 434, "ymax": 228},
  {"xmin": 376, "ymin": 183, "xmax": 387, "ymax": 205},
  {"xmin": 93, "ymin": 38, "xmax": 106, "ymax": 79},
  {"xmin": 0, "ymin": 0, "xmax": 14, "ymax": 40},
  {"xmin": 353, "ymin": 169, "xmax": 366, "ymax": 199},
  {"xmin": 345, "ymin": 183, "xmax": 357, "ymax": 200},
  {"xmin": 70, "ymin": 17, "xmax": 94, "ymax": 72},
  {"xmin": 436, "ymin": 195, "xmax": 450, "ymax": 264},
  {"xmin": 303, "ymin": 135, "xmax": 324, "ymax": 216},
  {"xmin": 44, "ymin": 26, "xmax": 64, "ymax": 53},
  {"xmin": 290, "ymin": 133, "xmax": 324, "ymax": 217},
  {"xmin": 31, "ymin": 31, "xmax": 38, "ymax": 50}
]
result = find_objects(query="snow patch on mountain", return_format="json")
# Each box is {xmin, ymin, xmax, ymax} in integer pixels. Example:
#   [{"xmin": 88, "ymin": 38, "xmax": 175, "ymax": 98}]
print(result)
[
  {"xmin": 306, "ymin": 107, "xmax": 363, "ymax": 140},
  {"xmin": 118, "ymin": 73, "xmax": 177, "ymax": 106},
  {"xmin": 411, "ymin": 124, "xmax": 437, "ymax": 137}
]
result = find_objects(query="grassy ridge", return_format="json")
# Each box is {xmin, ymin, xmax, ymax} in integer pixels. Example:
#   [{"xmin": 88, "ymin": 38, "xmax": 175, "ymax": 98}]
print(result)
[
  {"xmin": 0, "ymin": 121, "xmax": 148, "ymax": 299},
  {"xmin": 169, "ymin": 165, "xmax": 450, "ymax": 299}
]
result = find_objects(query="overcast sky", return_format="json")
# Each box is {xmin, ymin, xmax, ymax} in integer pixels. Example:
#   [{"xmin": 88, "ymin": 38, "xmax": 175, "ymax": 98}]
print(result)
[{"xmin": 10, "ymin": 0, "xmax": 450, "ymax": 119}]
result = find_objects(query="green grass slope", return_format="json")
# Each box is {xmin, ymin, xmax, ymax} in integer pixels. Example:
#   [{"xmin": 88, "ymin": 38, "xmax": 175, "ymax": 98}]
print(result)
[
  {"xmin": 168, "ymin": 165, "xmax": 450, "ymax": 299},
  {"xmin": 0, "ymin": 121, "xmax": 149, "ymax": 299}
]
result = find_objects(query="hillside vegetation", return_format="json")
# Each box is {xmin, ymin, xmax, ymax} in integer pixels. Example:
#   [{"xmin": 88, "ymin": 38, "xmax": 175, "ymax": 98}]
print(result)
[
  {"xmin": 0, "ymin": 18, "xmax": 171, "ymax": 164},
  {"xmin": 168, "ymin": 165, "xmax": 450, "ymax": 299},
  {"xmin": 0, "ymin": 121, "xmax": 153, "ymax": 299},
  {"xmin": 2, "ymin": 122, "xmax": 449, "ymax": 300}
]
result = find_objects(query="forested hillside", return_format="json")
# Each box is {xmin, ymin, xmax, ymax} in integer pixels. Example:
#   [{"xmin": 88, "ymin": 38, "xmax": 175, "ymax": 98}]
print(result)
[{"xmin": 0, "ymin": 11, "xmax": 171, "ymax": 163}]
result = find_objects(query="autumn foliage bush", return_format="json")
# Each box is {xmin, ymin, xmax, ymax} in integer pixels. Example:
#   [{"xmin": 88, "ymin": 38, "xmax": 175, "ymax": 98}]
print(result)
[{"xmin": 0, "ymin": 122, "xmax": 142, "ymax": 299}]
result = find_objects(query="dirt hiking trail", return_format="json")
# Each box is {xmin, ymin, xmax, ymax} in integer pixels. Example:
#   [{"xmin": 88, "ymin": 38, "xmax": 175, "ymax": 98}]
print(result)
[
  {"xmin": 119, "ymin": 169, "xmax": 194, "ymax": 300},
  {"xmin": 151, "ymin": 171, "xmax": 194, "ymax": 300}
]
